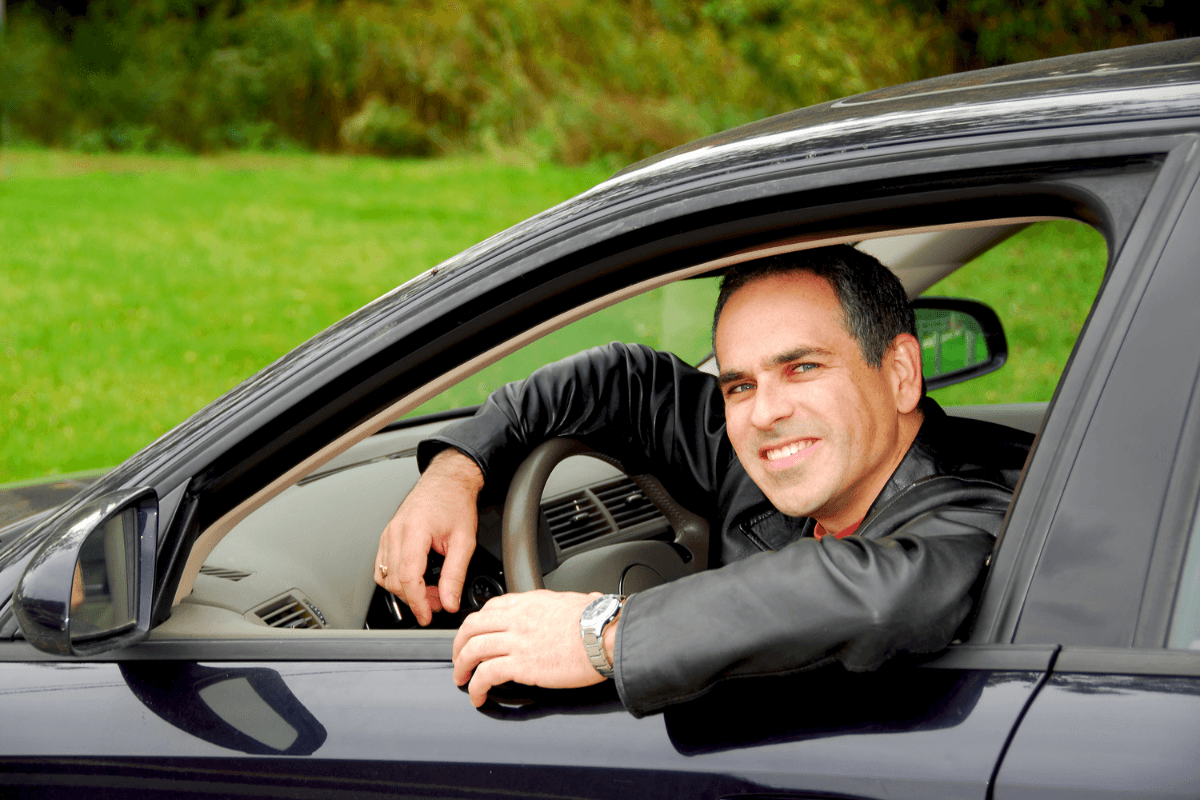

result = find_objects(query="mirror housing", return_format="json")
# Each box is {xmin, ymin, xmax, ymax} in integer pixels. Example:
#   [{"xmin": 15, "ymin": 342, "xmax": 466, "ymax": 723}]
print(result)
[
  {"xmin": 14, "ymin": 487, "xmax": 157, "ymax": 656},
  {"xmin": 913, "ymin": 298, "xmax": 1007, "ymax": 390}
]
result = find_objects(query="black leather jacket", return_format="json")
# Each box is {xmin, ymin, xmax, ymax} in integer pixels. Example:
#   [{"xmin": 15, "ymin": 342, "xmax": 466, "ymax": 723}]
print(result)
[{"xmin": 420, "ymin": 343, "xmax": 1033, "ymax": 717}]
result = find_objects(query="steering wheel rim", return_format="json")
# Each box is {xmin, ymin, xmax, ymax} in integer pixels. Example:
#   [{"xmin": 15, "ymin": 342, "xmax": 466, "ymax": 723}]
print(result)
[
  {"xmin": 502, "ymin": 438, "xmax": 605, "ymax": 593},
  {"xmin": 503, "ymin": 437, "xmax": 711, "ymax": 595}
]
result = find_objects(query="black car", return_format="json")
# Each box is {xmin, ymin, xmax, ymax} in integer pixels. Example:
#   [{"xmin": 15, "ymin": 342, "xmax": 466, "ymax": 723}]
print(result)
[{"xmin": 3, "ymin": 39, "xmax": 1199, "ymax": 799}]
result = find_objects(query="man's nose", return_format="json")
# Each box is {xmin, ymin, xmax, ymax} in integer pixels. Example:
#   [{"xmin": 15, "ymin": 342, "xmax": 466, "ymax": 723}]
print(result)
[{"xmin": 749, "ymin": 381, "xmax": 791, "ymax": 430}]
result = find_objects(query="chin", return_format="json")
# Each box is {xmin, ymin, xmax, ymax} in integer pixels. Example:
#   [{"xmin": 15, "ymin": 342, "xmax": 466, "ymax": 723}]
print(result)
[{"xmin": 761, "ymin": 490, "xmax": 825, "ymax": 519}]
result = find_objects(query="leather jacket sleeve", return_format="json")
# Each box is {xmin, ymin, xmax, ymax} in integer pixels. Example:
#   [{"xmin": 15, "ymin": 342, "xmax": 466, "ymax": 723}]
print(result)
[
  {"xmin": 613, "ymin": 479, "xmax": 1012, "ymax": 716},
  {"xmin": 418, "ymin": 342, "xmax": 734, "ymax": 511}
]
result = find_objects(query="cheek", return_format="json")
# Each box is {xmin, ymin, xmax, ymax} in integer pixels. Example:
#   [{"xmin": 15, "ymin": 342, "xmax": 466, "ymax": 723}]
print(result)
[
  {"xmin": 724, "ymin": 408, "xmax": 766, "ymax": 473},
  {"xmin": 724, "ymin": 411, "xmax": 752, "ymax": 456},
  {"xmin": 846, "ymin": 393, "xmax": 896, "ymax": 455}
]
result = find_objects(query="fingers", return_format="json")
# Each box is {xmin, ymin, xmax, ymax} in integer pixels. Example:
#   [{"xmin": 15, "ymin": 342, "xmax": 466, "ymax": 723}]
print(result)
[
  {"xmin": 436, "ymin": 527, "xmax": 476, "ymax": 614},
  {"xmin": 453, "ymin": 629, "xmax": 508, "ymax": 686},
  {"xmin": 452, "ymin": 596, "xmax": 513, "ymax": 660},
  {"xmin": 374, "ymin": 509, "xmax": 436, "ymax": 624},
  {"xmin": 396, "ymin": 528, "xmax": 436, "ymax": 625},
  {"xmin": 425, "ymin": 585, "xmax": 445, "ymax": 613},
  {"xmin": 373, "ymin": 449, "xmax": 484, "ymax": 625},
  {"xmin": 375, "ymin": 513, "xmax": 430, "ymax": 600},
  {"xmin": 454, "ymin": 626, "xmax": 537, "ymax": 707},
  {"xmin": 374, "ymin": 525, "xmax": 394, "ymax": 589},
  {"xmin": 374, "ymin": 542, "xmax": 388, "ymax": 586},
  {"xmin": 467, "ymin": 658, "xmax": 513, "ymax": 707},
  {"xmin": 451, "ymin": 592, "xmax": 605, "ymax": 708}
]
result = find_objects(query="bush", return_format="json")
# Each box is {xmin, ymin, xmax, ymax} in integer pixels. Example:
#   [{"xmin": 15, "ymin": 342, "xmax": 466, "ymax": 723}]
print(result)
[
  {"xmin": 1, "ymin": 0, "xmax": 953, "ymax": 165},
  {"xmin": 340, "ymin": 96, "xmax": 437, "ymax": 157}
]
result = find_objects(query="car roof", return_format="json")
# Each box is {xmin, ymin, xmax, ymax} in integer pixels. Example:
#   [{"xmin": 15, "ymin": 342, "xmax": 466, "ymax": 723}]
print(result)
[{"xmin": 614, "ymin": 39, "xmax": 1200, "ymax": 186}]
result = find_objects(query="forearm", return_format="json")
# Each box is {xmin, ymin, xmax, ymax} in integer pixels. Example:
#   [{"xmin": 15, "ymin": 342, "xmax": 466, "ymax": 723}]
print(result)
[
  {"xmin": 417, "ymin": 342, "xmax": 730, "ymax": 502},
  {"xmin": 423, "ymin": 447, "xmax": 485, "ymax": 494}
]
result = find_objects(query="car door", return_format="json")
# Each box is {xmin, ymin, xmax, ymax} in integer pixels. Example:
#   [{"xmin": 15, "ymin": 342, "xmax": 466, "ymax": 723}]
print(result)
[{"xmin": 989, "ymin": 151, "xmax": 1200, "ymax": 800}]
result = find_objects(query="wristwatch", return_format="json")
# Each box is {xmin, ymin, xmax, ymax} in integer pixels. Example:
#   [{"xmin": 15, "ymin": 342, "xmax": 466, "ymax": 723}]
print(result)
[{"xmin": 579, "ymin": 594, "xmax": 625, "ymax": 679}]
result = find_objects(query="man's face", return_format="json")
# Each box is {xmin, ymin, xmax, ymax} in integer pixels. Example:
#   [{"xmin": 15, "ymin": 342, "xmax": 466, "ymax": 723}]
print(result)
[{"xmin": 715, "ymin": 271, "xmax": 914, "ymax": 526}]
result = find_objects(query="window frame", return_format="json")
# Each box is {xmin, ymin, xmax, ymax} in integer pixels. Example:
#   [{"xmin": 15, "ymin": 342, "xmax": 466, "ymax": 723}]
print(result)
[{"xmin": 993, "ymin": 134, "xmax": 1200, "ymax": 651}]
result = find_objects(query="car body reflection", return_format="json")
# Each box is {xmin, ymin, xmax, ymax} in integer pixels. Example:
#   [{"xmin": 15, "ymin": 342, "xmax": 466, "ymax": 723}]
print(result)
[{"xmin": 119, "ymin": 662, "xmax": 327, "ymax": 756}]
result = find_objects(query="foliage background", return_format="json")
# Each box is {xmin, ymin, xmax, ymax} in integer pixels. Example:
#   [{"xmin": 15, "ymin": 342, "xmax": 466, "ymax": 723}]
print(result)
[
  {"xmin": 0, "ymin": 1, "xmax": 1195, "ymax": 481},
  {"xmin": 3, "ymin": 0, "xmax": 1192, "ymax": 166}
]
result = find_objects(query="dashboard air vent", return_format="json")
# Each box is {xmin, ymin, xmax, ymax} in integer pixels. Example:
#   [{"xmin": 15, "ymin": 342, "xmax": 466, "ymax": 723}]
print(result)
[
  {"xmin": 253, "ymin": 594, "xmax": 327, "ymax": 629},
  {"xmin": 200, "ymin": 565, "xmax": 252, "ymax": 582},
  {"xmin": 544, "ymin": 492, "xmax": 611, "ymax": 550},
  {"xmin": 594, "ymin": 478, "xmax": 666, "ymax": 529}
]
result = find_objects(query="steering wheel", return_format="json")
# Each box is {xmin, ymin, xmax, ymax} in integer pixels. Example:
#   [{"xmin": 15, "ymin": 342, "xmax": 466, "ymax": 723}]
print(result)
[{"xmin": 501, "ymin": 438, "xmax": 709, "ymax": 595}]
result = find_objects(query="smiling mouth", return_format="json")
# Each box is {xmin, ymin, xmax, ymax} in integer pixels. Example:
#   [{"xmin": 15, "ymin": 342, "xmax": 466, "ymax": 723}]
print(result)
[{"xmin": 763, "ymin": 439, "xmax": 816, "ymax": 462}]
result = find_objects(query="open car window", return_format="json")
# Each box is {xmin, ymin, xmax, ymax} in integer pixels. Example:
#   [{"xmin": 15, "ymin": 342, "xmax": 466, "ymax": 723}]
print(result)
[
  {"xmin": 406, "ymin": 278, "xmax": 722, "ymax": 418},
  {"xmin": 923, "ymin": 219, "xmax": 1108, "ymax": 407},
  {"xmin": 152, "ymin": 216, "xmax": 1112, "ymax": 643}
]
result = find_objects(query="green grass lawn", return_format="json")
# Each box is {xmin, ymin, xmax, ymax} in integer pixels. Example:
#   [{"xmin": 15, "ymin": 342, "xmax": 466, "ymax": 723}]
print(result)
[
  {"xmin": 1, "ymin": 150, "xmax": 1107, "ymax": 484},
  {"xmin": 925, "ymin": 220, "xmax": 1107, "ymax": 407},
  {"xmin": 1, "ymin": 150, "xmax": 609, "ymax": 483}
]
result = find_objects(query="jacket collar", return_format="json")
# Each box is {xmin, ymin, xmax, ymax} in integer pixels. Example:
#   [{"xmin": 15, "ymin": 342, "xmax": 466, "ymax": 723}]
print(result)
[{"xmin": 858, "ymin": 396, "xmax": 948, "ymax": 526}]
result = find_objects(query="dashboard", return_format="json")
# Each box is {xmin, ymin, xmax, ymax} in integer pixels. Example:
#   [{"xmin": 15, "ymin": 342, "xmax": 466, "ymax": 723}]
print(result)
[
  {"xmin": 156, "ymin": 401, "xmax": 1046, "ymax": 640},
  {"xmin": 158, "ymin": 412, "xmax": 679, "ymax": 637}
]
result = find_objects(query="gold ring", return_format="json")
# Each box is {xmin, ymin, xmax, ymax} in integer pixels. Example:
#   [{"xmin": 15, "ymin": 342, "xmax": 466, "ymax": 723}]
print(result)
[{"xmin": 379, "ymin": 564, "xmax": 388, "ymax": 577}]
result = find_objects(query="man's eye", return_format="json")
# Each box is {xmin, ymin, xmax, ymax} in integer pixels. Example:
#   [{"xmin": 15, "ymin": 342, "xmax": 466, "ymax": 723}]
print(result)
[
  {"xmin": 725, "ymin": 382, "xmax": 754, "ymax": 396},
  {"xmin": 791, "ymin": 363, "xmax": 818, "ymax": 375}
]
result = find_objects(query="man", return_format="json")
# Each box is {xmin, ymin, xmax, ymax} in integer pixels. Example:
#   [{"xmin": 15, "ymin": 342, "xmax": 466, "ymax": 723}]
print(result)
[{"xmin": 375, "ymin": 245, "xmax": 1032, "ymax": 716}]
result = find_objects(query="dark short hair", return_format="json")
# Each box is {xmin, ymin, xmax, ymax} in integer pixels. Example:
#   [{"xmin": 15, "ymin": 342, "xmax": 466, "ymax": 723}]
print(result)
[{"xmin": 711, "ymin": 245, "xmax": 915, "ymax": 369}]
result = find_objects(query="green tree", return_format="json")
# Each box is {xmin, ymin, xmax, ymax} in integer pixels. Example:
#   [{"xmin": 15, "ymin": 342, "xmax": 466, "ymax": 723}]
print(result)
[{"xmin": 893, "ymin": 0, "xmax": 1190, "ymax": 70}]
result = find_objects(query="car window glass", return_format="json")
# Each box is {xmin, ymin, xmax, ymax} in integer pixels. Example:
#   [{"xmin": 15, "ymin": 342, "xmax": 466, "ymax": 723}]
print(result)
[
  {"xmin": 922, "ymin": 220, "xmax": 1107, "ymax": 405},
  {"xmin": 1169, "ymin": 512, "xmax": 1200, "ymax": 650},
  {"xmin": 406, "ymin": 277, "xmax": 722, "ymax": 417}
]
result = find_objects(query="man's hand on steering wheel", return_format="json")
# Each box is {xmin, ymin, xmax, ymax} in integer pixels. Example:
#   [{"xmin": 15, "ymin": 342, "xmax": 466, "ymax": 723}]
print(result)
[{"xmin": 375, "ymin": 447, "xmax": 483, "ymax": 626}]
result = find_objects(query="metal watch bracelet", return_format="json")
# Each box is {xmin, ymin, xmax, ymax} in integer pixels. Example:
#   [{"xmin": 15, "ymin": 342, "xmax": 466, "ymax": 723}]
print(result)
[{"xmin": 579, "ymin": 594, "xmax": 624, "ymax": 679}]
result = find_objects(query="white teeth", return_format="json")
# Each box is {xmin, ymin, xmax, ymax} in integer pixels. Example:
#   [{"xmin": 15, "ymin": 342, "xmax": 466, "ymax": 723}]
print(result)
[{"xmin": 766, "ymin": 441, "xmax": 810, "ymax": 461}]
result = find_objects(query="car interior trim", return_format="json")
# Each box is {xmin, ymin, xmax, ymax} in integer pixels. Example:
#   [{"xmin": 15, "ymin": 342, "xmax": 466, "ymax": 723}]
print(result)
[
  {"xmin": 915, "ymin": 643, "xmax": 1059, "ymax": 673},
  {"xmin": 945, "ymin": 403, "xmax": 1048, "ymax": 436},
  {"xmin": 0, "ymin": 631, "xmax": 457, "ymax": 663},
  {"xmin": 1053, "ymin": 646, "xmax": 1200, "ymax": 676}
]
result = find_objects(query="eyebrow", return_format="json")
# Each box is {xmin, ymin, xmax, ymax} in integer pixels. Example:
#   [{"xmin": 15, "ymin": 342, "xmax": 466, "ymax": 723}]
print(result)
[{"xmin": 717, "ymin": 346, "xmax": 835, "ymax": 386}]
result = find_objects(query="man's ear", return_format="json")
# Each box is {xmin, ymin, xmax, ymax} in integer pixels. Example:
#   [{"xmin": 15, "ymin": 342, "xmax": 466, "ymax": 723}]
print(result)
[{"xmin": 886, "ymin": 333, "xmax": 923, "ymax": 414}]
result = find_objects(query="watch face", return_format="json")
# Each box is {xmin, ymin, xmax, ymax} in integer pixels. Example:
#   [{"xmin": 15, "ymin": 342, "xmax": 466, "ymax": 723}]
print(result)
[{"xmin": 581, "ymin": 595, "xmax": 621, "ymax": 626}]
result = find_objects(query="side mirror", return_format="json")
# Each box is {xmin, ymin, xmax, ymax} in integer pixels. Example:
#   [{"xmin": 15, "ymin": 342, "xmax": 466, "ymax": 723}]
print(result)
[
  {"xmin": 912, "ymin": 298, "xmax": 1007, "ymax": 390},
  {"xmin": 13, "ymin": 488, "xmax": 157, "ymax": 656}
]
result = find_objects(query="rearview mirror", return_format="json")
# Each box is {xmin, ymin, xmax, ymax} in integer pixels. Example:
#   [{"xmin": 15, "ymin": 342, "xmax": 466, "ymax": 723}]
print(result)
[
  {"xmin": 14, "ymin": 488, "xmax": 157, "ymax": 656},
  {"xmin": 913, "ymin": 298, "xmax": 1007, "ymax": 390}
]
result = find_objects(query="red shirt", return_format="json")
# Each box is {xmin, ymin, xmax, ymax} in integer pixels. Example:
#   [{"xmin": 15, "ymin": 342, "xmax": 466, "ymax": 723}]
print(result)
[{"xmin": 813, "ymin": 518, "xmax": 863, "ymax": 540}]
